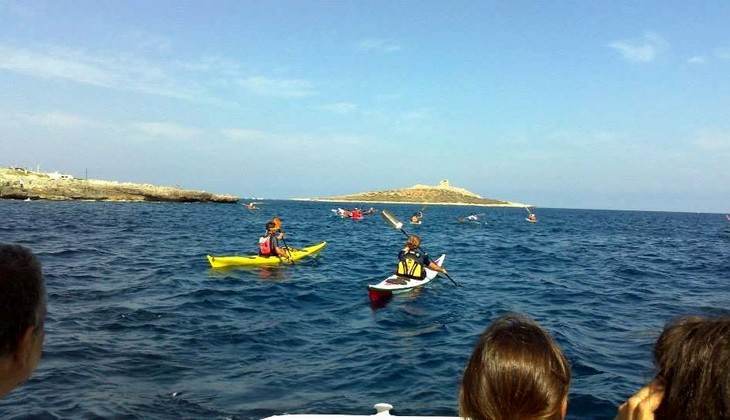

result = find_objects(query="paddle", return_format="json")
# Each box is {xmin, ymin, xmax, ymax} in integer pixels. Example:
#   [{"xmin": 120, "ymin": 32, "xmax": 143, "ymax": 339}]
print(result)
[
  {"xmin": 280, "ymin": 236, "xmax": 294, "ymax": 264},
  {"xmin": 381, "ymin": 209, "xmax": 459, "ymax": 287}
]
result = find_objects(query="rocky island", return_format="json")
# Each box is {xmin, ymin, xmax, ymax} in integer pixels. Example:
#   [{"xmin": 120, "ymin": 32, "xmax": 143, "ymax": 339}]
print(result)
[
  {"xmin": 302, "ymin": 180, "xmax": 529, "ymax": 207},
  {"xmin": 0, "ymin": 167, "xmax": 238, "ymax": 203}
]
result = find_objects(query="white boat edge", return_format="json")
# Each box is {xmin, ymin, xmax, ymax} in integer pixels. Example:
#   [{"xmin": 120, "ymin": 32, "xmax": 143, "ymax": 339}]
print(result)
[
  {"xmin": 368, "ymin": 254, "xmax": 446, "ymax": 292},
  {"xmin": 261, "ymin": 402, "xmax": 460, "ymax": 419}
]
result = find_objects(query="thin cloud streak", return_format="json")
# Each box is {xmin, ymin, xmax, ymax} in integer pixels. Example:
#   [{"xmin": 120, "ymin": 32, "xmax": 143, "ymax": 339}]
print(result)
[
  {"xmin": 0, "ymin": 44, "xmax": 228, "ymax": 105},
  {"xmin": 357, "ymin": 39, "xmax": 402, "ymax": 53},
  {"xmin": 131, "ymin": 122, "xmax": 202, "ymax": 139},
  {"xmin": 20, "ymin": 112, "xmax": 104, "ymax": 129},
  {"xmin": 321, "ymin": 102, "xmax": 359, "ymax": 114},
  {"xmin": 687, "ymin": 56, "xmax": 706, "ymax": 64},
  {"xmin": 607, "ymin": 32, "xmax": 667, "ymax": 62},
  {"xmin": 236, "ymin": 76, "xmax": 316, "ymax": 97}
]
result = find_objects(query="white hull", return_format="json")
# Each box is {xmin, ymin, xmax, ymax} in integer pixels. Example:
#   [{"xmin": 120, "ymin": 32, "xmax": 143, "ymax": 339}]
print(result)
[
  {"xmin": 262, "ymin": 403, "xmax": 458, "ymax": 419},
  {"xmin": 368, "ymin": 254, "xmax": 445, "ymax": 298}
]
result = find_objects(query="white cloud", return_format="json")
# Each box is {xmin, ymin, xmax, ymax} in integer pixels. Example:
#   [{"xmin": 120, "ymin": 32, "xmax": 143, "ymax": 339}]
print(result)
[
  {"xmin": 607, "ymin": 32, "xmax": 667, "ymax": 62},
  {"xmin": 357, "ymin": 39, "xmax": 402, "ymax": 53},
  {"xmin": 131, "ymin": 122, "xmax": 201, "ymax": 139},
  {"xmin": 321, "ymin": 102, "xmax": 359, "ymax": 114},
  {"xmin": 694, "ymin": 131, "xmax": 730, "ymax": 154},
  {"xmin": 236, "ymin": 76, "xmax": 316, "ymax": 97},
  {"xmin": 221, "ymin": 128, "xmax": 284, "ymax": 143},
  {"xmin": 17, "ymin": 111, "xmax": 103, "ymax": 129},
  {"xmin": 687, "ymin": 55, "xmax": 706, "ymax": 64},
  {"xmin": 0, "ymin": 44, "xmax": 224, "ymax": 104},
  {"xmin": 0, "ymin": 45, "xmax": 116, "ymax": 85}
]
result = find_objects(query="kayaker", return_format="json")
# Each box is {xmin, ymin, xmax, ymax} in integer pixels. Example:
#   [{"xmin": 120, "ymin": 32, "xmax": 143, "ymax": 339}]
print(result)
[
  {"xmin": 395, "ymin": 234, "xmax": 447, "ymax": 279},
  {"xmin": 258, "ymin": 221, "xmax": 287, "ymax": 258},
  {"xmin": 527, "ymin": 213, "xmax": 538, "ymax": 222}
]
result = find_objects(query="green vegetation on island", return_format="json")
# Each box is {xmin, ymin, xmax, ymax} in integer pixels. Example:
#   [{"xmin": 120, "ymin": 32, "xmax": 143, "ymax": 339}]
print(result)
[{"xmin": 0, "ymin": 167, "xmax": 238, "ymax": 203}]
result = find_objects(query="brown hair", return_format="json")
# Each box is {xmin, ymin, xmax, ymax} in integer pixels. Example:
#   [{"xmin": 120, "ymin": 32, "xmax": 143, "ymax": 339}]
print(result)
[
  {"xmin": 0, "ymin": 244, "xmax": 47, "ymax": 356},
  {"xmin": 653, "ymin": 315, "xmax": 730, "ymax": 420},
  {"xmin": 459, "ymin": 313, "xmax": 571, "ymax": 420},
  {"xmin": 405, "ymin": 234, "xmax": 421, "ymax": 250}
]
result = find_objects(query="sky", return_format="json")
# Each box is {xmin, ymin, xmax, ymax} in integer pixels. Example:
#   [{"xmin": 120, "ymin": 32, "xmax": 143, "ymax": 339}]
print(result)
[{"xmin": 1, "ymin": 0, "xmax": 728, "ymax": 213}]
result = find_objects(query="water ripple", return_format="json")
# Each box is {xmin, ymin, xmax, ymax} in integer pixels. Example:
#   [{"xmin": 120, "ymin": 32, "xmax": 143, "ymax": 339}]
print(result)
[{"xmin": 1, "ymin": 202, "xmax": 728, "ymax": 419}]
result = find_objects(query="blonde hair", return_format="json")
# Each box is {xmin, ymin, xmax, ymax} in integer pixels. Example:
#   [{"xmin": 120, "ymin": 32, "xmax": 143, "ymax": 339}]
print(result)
[{"xmin": 459, "ymin": 313, "xmax": 571, "ymax": 420}]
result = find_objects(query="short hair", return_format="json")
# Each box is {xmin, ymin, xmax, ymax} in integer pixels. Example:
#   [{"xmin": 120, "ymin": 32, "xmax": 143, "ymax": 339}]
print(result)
[
  {"xmin": 459, "ymin": 313, "xmax": 571, "ymax": 420},
  {"xmin": 0, "ymin": 244, "xmax": 47, "ymax": 356},
  {"xmin": 405, "ymin": 235, "xmax": 421, "ymax": 250},
  {"xmin": 653, "ymin": 315, "xmax": 730, "ymax": 420}
]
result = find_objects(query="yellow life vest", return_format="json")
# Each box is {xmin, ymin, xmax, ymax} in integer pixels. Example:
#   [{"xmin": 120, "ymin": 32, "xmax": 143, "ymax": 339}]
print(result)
[{"xmin": 396, "ymin": 252, "xmax": 426, "ymax": 280}]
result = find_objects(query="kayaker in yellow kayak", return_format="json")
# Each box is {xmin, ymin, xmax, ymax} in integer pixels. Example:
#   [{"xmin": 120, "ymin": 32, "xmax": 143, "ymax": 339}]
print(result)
[{"xmin": 258, "ymin": 221, "xmax": 288, "ymax": 259}]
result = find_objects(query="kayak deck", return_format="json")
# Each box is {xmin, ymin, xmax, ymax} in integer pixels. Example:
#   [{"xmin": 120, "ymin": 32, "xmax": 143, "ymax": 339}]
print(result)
[
  {"xmin": 368, "ymin": 254, "xmax": 445, "ymax": 301},
  {"xmin": 207, "ymin": 241, "xmax": 327, "ymax": 268}
]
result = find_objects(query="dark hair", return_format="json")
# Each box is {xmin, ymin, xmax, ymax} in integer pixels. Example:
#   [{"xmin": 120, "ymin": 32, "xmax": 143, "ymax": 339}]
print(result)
[
  {"xmin": 265, "ymin": 221, "xmax": 276, "ymax": 230},
  {"xmin": 0, "ymin": 244, "xmax": 46, "ymax": 356},
  {"xmin": 653, "ymin": 315, "xmax": 730, "ymax": 420},
  {"xmin": 459, "ymin": 313, "xmax": 571, "ymax": 420}
]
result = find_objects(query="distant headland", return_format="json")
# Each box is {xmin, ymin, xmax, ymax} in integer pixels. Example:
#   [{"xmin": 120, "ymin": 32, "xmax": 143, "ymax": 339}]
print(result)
[
  {"xmin": 297, "ymin": 180, "xmax": 530, "ymax": 207},
  {"xmin": 0, "ymin": 167, "xmax": 238, "ymax": 203}
]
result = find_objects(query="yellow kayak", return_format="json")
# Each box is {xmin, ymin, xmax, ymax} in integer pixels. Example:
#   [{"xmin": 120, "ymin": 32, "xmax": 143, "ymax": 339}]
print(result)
[{"xmin": 206, "ymin": 241, "xmax": 327, "ymax": 268}]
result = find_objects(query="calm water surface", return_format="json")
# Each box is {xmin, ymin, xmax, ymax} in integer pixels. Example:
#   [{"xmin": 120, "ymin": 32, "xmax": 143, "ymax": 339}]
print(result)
[{"xmin": 1, "ymin": 200, "xmax": 728, "ymax": 419}]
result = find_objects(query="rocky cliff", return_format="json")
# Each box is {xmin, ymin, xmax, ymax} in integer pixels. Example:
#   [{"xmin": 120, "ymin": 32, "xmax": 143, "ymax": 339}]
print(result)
[{"xmin": 0, "ymin": 167, "xmax": 238, "ymax": 203}]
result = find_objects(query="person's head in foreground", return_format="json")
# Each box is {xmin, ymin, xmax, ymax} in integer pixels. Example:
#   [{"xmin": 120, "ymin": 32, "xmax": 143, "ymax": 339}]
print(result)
[
  {"xmin": 0, "ymin": 244, "xmax": 47, "ymax": 398},
  {"xmin": 460, "ymin": 313, "xmax": 571, "ymax": 420},
  {"xmin": 654, "ymin": 315, "xmax": 729, "ymax": 420}
]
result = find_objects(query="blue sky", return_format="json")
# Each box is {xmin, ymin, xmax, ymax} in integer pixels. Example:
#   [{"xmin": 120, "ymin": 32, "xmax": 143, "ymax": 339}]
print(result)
[{"xmin": 1, "ymin": 0, "xmax": 728, "ymax": 212}]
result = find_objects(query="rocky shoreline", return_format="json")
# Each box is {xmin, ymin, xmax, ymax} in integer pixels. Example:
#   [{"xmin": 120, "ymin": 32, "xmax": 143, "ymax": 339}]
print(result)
[{"xmin": 0, "ymin": 167, "xmax": 238, "ymax": 203}]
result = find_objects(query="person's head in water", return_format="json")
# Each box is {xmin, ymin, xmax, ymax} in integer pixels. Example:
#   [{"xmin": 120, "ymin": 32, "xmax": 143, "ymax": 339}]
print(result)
[
  {"xmin": 460, "ymin": 313, "xmax": 571, "ymax": 420},
  {"xmin": 405, "ymin": 235, "xmax": 421, "ymax": 250},
  {"xmin": 0, "ymin": 244, "xmax": 47, "ymax": 398}
]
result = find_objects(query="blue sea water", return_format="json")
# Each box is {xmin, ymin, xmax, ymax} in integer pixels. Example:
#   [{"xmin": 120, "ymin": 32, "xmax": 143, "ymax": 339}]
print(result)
[{"xmin": 1, "ymin": 200, "xmax": 728, "ymax": 419}]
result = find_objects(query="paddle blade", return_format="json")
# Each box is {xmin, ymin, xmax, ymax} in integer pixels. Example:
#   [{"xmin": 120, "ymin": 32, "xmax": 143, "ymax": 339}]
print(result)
[{"xmin": 381, "ymin": 209, "xmax": 403, "ymax": 230}]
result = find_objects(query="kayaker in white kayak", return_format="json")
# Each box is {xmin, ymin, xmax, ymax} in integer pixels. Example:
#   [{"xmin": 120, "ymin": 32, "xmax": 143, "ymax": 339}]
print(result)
[
  {"xmin": 258, "ymin": 221, "xmax": 288, "ymax": 259},
  {"xmin": 395, "ymin": 235, "xmax": 447, "ymax": 279}
]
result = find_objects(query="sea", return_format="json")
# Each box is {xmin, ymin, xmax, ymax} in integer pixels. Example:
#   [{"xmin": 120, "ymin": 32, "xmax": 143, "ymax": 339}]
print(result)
[{"xmin": 1, "ymin": 200, "xmax": 728, "ymax": 419}]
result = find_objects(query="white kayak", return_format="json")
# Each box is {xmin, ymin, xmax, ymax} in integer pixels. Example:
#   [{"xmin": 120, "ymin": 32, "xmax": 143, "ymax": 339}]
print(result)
[
  {"xmin": 368, "ymin": 254, "xmax": 445, "ymax": 302},
  {"xmin": 262, "ymin": 402, "xmax": 458, "ymax": 420}
]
